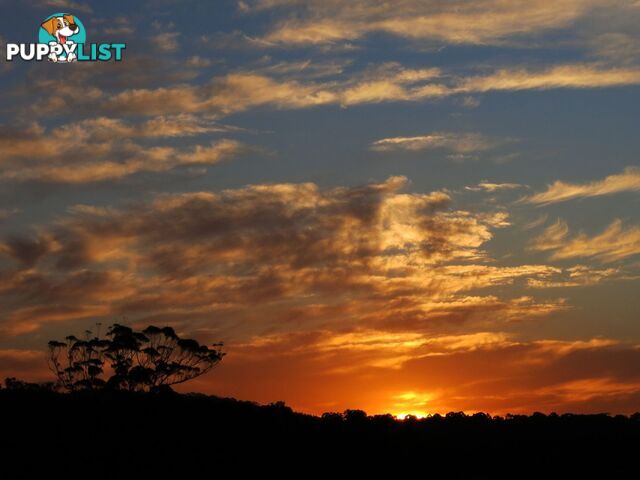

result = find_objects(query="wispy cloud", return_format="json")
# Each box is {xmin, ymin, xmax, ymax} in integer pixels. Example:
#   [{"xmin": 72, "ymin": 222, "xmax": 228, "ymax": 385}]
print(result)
[
  {"xmin": 249, "ymin": 0, "xmax": 602, "ymax": 47},
  {"xmin": 589, "ymin": 33, "xmax": 640, "ymax": 66},
  {"xmin": 16, "ymin": 62, "xmax": 640, "ymax": 122},
  {"xmin": 457, "ymin": 64, "xmax": 640, "ymax": 93},
  {"xmin": 0, "ymin": 119, "xmax": 244, "ymax": 183},
  {"xmin": 371, "ymin": 132, "xmax": 507, "ymax": 155},
  {"xmin": 526, "ymin": 167, "xmax": 640, "ymax": 205},
  {"xmin": 466, "ymin": 182, "xmax": 525, "ymax": 192},
  {"xmin": 530, "ymin": 219, "xmax": 640, "ymax": 262},
  {"xmin": 523, "ymin": 214, "xmax": 549, "ymax": 230},
  {"xmin": 527, "ymin": 265, "xmax": 625, "ymax": 288}
]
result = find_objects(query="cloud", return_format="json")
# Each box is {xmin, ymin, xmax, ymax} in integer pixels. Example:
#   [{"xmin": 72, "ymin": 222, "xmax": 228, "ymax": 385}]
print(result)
[
  {"xmin": 460, "ymin": 96, "xmax": 482, "ymax": 108},
  {"xmin": 527, "ymin": 265, "xmax": 625, "ymax": 288},
  {"xmin": 590, "ymin": 33, "xmax": 640, "ymax": 65},
  {"xmin": 465, "ymin": 182, "xmax": 525, "ymax": 192},
  {"xmin": 15, "ymin": 61, "xmax": 640, "ymax": 122},
  {"xmin": 526, "ymin": 167, "xmax": 640, "ymax": 205},
  {"xmin": 35, "ymin": 0, "xmax": 93, "ymax": 13},
  {"xmin": 0, "ymin": 177, "xmax": 567, "ymax": 337},
  {"xmin": 523, "ymin": 214, "xmax": 549, "ymax": 231},
  {"xmin": 530, "ymin": 219, "xmax": 640, "ymax": 262},
  {"xmin": 371, "ymin": 132, "xmax": 506, "ymax": 155},
  {"xmin": 155, "ymin": 32, "xmax": 181, "ymax": 52},
  {"xmin": 79, "ymin": 63, "xmax": 441, "ymax": 117},
  {"xmin": 100, "ymin": 64, "xmax": 640, "ymax": 118},
  {"xmin": 457, "ymin": 64, "xmax": 640, "ymax": 92},
  {"xmin": 102, "ymin": 73, "xmax": 340, "ymax": 116},
  {"xmin": 14, "ymin": 56, "xmax": 207, "ymax": 118},
  {"xmin": 186, "ymin": 56, "xmax": 214, "ymax": 68},
  {"xmin": 253, "ymin": 58, "xmax": 352, "ymax": 80},
  {"xmin": 235, "ymin": 329, "xmax": 518, "ymax": 371},
  {"xmin": 0, "ymin": 119, "xmax": 244, "ymax": 183},
  {"xmin": 200, "ymin": 30, "xmax": 280, "ymax": 50},
  {"xmin": 5, "ymin": 140, "xmax": 242, "ymax": 183},
  {"xmin": 251, "ymin": 0, "xmax": 602, "ymax": 47}
]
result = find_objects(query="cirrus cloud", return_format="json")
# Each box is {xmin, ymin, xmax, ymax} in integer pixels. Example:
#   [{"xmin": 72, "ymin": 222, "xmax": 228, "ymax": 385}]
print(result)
[
  {"xmin": 371, "ymin": 132, "xmax": 508, "ymax": 155},
  {"xmin": 526, "ymin": 167, "xmax": 640, "ymax": 205},
  {"xmin": 530, "ymin": 219, "xmax": 640, "ymax": 262},
  {"xmin": 249, "ymin": 0, "xmax": 604, "ymax": 47}
]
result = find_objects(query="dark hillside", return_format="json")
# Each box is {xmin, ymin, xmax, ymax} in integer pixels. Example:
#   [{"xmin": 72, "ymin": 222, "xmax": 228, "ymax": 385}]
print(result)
[{"xmin": 1, "ymin": 389, "xmax": 639, "ymax": 478}]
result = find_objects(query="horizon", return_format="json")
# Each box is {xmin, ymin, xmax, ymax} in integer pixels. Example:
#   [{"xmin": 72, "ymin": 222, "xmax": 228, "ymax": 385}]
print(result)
[{"xmin": 1, "ymin": 0, "xmax": 640, "ymax": 418}]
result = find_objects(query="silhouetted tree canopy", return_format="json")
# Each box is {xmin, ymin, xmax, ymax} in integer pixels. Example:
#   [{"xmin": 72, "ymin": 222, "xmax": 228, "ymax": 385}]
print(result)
[{"xmin": 48, "ymin": 324, "xmax": 224, "ymax": 392}]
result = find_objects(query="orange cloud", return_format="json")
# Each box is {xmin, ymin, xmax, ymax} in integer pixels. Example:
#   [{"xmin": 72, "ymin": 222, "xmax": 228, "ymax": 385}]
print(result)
[
  {"xmin": 14, "ymin": 61, "xmax": 640, "ymax": 124},
  {"xmin": 457, "ymin": 64, "xmax": 640, "ymax": 92},
  {"xmin": 0, "ymin": 121, "xmax": 244, "ymax": 183},
  {"xmin": 254, "ymin": 0, "xmax": 601, "ymax": 46},
  {"xmin": 527, "ymin": 265, "xmax": 626, "ymax": 288},
  {"xmin": 531, "ymin": 219, "xmax": 640, "ymax": 262},
  {"xmin": 371, "ymin": 132, "xmax": 507, "ymax": 154},
  {"xmin": 526, "ymin": 167, "xmax": 640, "ymax": 205},
  {"xmin": 102, "ymin": 73, "xmax": 339, "ymax": 116},
  {"xmin": 0, "ymin": 177, "xmax": 568, "ymax": 338}
]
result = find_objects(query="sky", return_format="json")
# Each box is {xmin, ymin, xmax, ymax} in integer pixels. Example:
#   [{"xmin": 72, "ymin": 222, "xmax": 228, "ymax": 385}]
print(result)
[{"xmin": 1, "ymin": 0, "xmax": 640, "ymax": 417}]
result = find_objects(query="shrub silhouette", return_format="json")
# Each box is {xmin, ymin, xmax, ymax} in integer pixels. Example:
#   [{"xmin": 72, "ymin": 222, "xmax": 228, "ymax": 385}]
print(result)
[
  {"xmin": 2, "ymin": 377, "xmax": 55, "ymax": 392},
  {"xmin": 48, "ymin": 323, "xmax": 224, "ymax": 391}
]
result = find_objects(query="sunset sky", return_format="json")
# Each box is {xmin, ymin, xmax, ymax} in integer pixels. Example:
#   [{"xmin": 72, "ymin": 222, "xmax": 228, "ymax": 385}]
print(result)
[{"xmin": 1, "ymin": 0, "xmax": 640, "ymax": 416}]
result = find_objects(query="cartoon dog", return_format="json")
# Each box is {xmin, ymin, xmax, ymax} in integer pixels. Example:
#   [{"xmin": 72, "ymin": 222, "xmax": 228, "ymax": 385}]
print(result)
[{"xmin": 40, "ymin": 14, "xmax": 80, "ymax": 62}]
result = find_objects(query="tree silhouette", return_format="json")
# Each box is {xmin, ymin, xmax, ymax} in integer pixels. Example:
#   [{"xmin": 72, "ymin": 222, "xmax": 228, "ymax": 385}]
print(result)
[
  {"xmin": 47, "ymin": 336, "xmax": 110, "ymax": 390},
  {"xmin": 48, "ymin": 324, "xmax": 224, "ymax": 392}
]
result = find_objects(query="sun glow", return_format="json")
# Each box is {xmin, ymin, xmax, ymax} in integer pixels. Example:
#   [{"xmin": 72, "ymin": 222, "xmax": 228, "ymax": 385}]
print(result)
[
  {"xmin": 394, "ymin": 411, "xmax": 430, "ymax": 420},
  {"xmin": 391, "ymin": 391, "xmax": 433, "ymax": 419}
]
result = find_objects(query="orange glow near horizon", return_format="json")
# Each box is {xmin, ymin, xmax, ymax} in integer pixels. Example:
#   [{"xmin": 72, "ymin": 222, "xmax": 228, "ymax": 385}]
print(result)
[{"xmin": 390, "ymin": 391, "xmax": 433, "ymax": 419}]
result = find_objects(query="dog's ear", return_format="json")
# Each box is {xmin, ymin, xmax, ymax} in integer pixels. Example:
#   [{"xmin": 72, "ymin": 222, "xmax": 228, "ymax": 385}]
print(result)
[
  {"xmin": 63, "ymin": 15, "xmax": 76, "ymax": 25},
  {"xmin": 41, "ymin": 17, "xmax": 58, "ymax": 36}
]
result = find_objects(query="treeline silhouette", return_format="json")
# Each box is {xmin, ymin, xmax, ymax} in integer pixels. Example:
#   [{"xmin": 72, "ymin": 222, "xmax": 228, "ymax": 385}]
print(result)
[{"xmin": 1, "ymin": 382, "xmax": 639, "ymax": 478}]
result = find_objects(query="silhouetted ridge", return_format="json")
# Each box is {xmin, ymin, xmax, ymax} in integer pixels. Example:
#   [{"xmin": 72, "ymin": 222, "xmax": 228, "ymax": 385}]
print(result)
[{"xmin": 1, "ymin": 387, "xmax": 639, "ymax": 478}]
